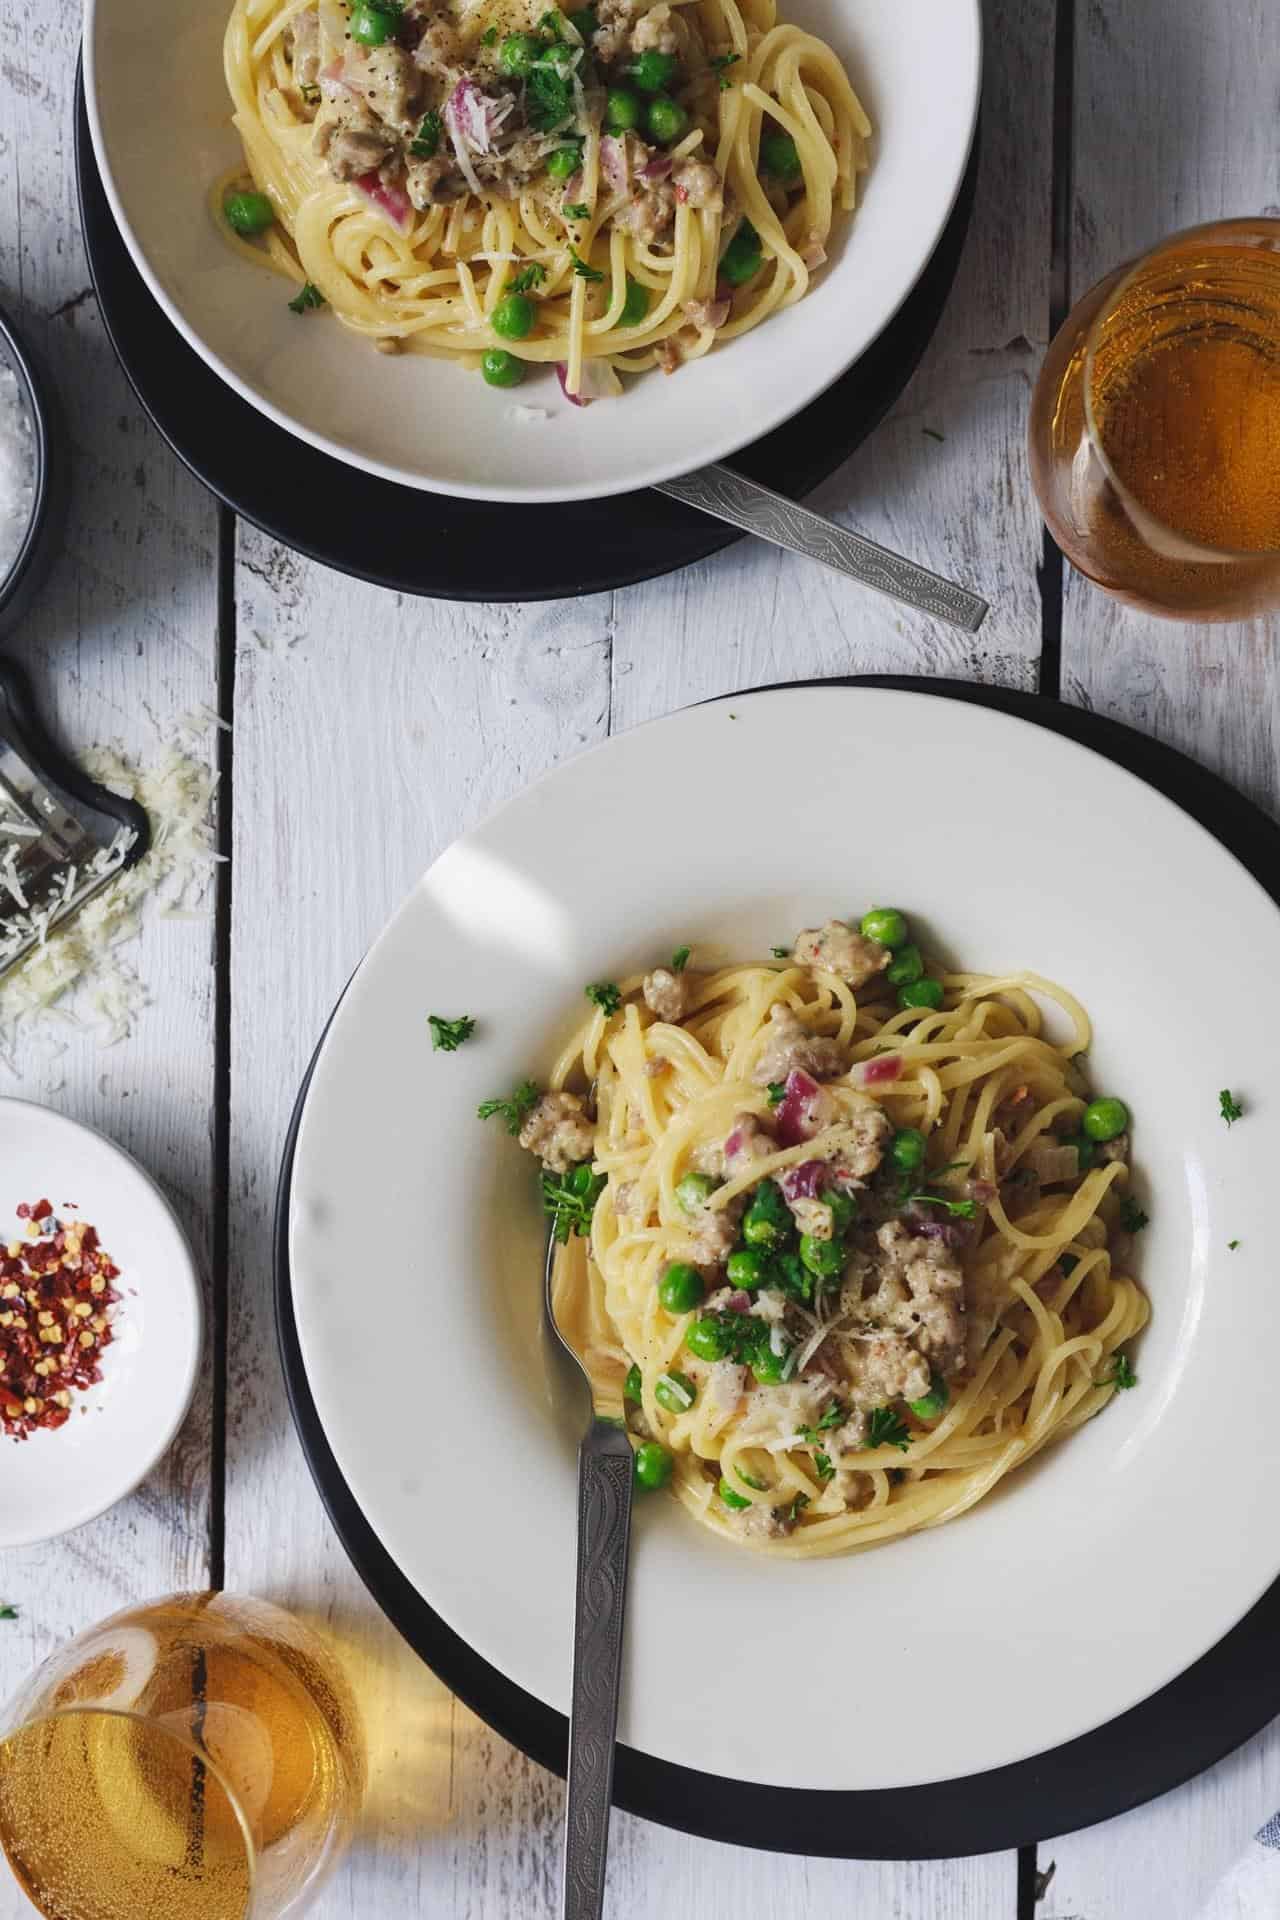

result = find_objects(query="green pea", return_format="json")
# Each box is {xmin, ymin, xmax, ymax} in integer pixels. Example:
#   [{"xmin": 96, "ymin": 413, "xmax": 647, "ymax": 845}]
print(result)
[
  {"xmin": 860, "ymin": 907, "xmax": 909, "ymax": 949},
  {"xmin": 891, "ymin": 1127, "xmax": 927, "ymax": 1173},
  {"xmin": 481, "ymin": 349, "xmax": 525, "ymax": 388},
  {"xmin": 718, "ymin": 1477, "xmax": 752, "ymax": 1510},
  {"xmin": 605, "ymin": 87, "xmax": 643, "ymax": 131},
  {"xmin": 759, "ymin": 130, "xmax": 801, "ymax": 179},
  {"xmin": 634, "ymin": 1441, "xmax": 673, "ymax": 1490},
  {"xmin": 899, "ymin": 978, "xmax": 944, "ymax": 1011},
  {"xmin": 492, "ymin": 292, "xmax": 535, "ymax": 340},
  {"xmin": 646, "ymin": 94, "xmax": 689, "ymax": 145},
  {"xmin": 719, "ymin": 219, "xmax": 762, "ymax": 286},
  {"xmin": 631, "ymin": 48, "xmax": 676, "ymax": 91},
  {"xmin": 1082, "ymin": 1097, "xmax": 1129, "ymax": 1143},
  {"xmin": 908, "ymin": 1374, "xmax": 950, "ymax": 1421},
  {"xmin": 675, "ymin": 1171, "xmax": 717, "ymax": 1214},
  {"xmin": 349, "ymin": 1, "xmax": 396, "ymax": 44},
  {"xmin": 617, "ymin": 276, "xmax": 651, "ymax": 326},
  {"xmin": 546, "ymin": 143, "xmax": 582, "ymax": 179},
  {"xmin": 750, "ymin": 1343, "xmax": 788, "ymax": 1385},
  {"xmin": 768, "ymin": 1250, "xmax": 809, "ymax": 1302},
  {"xmin": 655, "ymin": 1370, "xmax": 697, "ymax": 1413},
  {"xmin": 886, "ymin": 943, "xmax": 924, "ymax": 987},
  {"xmin": 741, "ymin": 1178, "xmax": 791, "ymax": 1248},
  {"xmin": 824, "ymin": 1188, "xmax": 857, "ymax": 1237},
  {"xmin": 685, "ymin": 1315, "xmax": 730, "ymax": 1360},
  {"xmin": 623, "ymin": 1362, "xmax": 642, "ymax": 1404},
  {"xmin": 726, "ymin": 1247, "xmax": 766, "ymax": 1290},
  {"xmin": 569, "ymin": 4, "xmax": 597, "ymax": 34},
  {"xmin": 500, "ymin": 30, "xmax": 544, "ymax": 74},
  {"xmin": 223, "ymin": 191, "xmax": 275, "ymax": 237},
  {"xmin": 799, "ymin": 1233, "xmax": 845, "ymax": 1280},
  {"xmin": 658, "ymin": 1262, "xmax": 704, "ymax": 1314}
]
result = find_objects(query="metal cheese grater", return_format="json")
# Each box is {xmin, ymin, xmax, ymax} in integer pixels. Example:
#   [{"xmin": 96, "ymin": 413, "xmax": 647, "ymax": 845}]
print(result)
[{"xmin": 0, "ymin": 658, "xmax": 150, "ymax": 983}]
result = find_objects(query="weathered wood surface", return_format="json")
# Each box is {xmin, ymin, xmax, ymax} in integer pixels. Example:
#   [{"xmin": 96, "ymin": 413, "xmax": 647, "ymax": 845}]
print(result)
[{"xmin": 2, "ymin": 0, "xmax": 1276, "ymax": 1912}]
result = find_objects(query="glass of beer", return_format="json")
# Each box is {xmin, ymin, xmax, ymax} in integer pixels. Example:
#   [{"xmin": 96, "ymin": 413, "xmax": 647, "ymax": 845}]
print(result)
[
  {"xmin": 0, "ymin": 1592, "xmax": 365, "ymax": 1920},
  {"xmin": 1029, "ymin": 217, "xmax": 1280, "ymax": 619}
]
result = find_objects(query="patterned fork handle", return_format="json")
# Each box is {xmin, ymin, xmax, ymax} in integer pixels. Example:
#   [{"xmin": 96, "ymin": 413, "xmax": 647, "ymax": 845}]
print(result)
[
  {"xmin": 563, "ymin": 1419, "xmax": 635, "ymax": 1920},
  {"xmin": 655, "ymin": 464, "xmax": 989, "ymax": 633}
]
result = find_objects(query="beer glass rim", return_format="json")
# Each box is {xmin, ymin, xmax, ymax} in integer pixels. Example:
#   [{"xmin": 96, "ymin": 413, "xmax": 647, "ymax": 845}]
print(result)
[
  {"xmin": 1082, "ymin": 214, "xmax": 1280, "ymax": 564},
  {"xmin": 1, "ymin": 1702, "xmax": 264, "ymax": 1920}
]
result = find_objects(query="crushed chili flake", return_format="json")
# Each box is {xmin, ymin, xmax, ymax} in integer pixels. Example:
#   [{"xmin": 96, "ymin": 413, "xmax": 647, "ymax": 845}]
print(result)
[{"xmin": 0, "ymin": 1199, "xmax": 121, "ymax": 1439}]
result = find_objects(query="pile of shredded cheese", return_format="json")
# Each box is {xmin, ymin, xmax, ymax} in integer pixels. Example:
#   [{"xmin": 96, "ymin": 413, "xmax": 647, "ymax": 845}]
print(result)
[{"xmin": 0, "ymin": 712, "xmax": 222, "ymax": 1067}]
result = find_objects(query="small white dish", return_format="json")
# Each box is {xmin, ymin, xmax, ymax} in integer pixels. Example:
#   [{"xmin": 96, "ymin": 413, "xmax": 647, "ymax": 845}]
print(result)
[
  {"xmin": 288, "ymin": 684, "xmax": 1280, "ymax": 1794},
  {"xmin": 83, "ymin": 0, "xmax": 981, "ymax": 504},
  {"xmin": 0, "ymin": 1100, "xmax": 203, "ymax": 1547}
]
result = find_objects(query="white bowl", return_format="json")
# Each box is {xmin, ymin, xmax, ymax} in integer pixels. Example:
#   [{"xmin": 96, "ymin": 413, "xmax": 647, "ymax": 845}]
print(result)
[
  {"xmin": 0, "ymin": 1100, "xmax": 203, "ymax": 1547},
  {"xmin": 84, "ymin": 0, "xmax": 981, "ymax": 504},
  {"xmin": 288, "ymin": 686, "xmax": 1280, "ymax": 1792}
]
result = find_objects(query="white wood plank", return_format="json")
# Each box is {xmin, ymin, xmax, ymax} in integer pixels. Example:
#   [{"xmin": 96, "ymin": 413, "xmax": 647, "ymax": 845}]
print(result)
[
  {"xmin": 1051, "ymin": 3, "xmax": 1280, "ymax": 1916},
  {"xmin": 0, "ymin": 8, "xmax": 219, "ymax": 1902}
]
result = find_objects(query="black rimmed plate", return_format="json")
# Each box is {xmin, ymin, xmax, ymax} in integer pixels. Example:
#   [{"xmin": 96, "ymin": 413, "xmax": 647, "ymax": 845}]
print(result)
[
  {"xmin": 275, "ymin": 676, "xmax": 1280, "ymax": 1858},
  {"xmin": 75, "ymin": 68, "xmax": 978, "ymax": 604}
]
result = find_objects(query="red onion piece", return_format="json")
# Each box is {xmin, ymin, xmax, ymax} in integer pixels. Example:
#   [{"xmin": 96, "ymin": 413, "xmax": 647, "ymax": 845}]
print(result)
[
  {"xmin": 779, "ymin": 1159, "xmax": 828, "ymax": 1201},
  {"xmin": 723, "ymin": 1127, "xmax": 745, "ymax": 1161},
  {"xmin": 599, "ymin": 134, "xmax": 631, "ymax": 194},
  {"xmin": 639, "ymin": 152, "xmax": 673, "ymax": 182},
  {"xmin": 682, "ymin": 296, "xmax": 731, "ymax": 330},
  {"xmin": 854, "ymin": 1053, "xmax": 902, "ymax": 1087},
  {"xmin": 555, "ymin": 362, "xmax": 590, "ymax": 408},
  {"xmin": 774, "ymin": 1070, "xmax": 831, "ymax": 1147},
  {"xmin": 355, "ymin": 170, "xmax": 411, "ymax": 230},
  {"xmin": 727, "ymin": 1290, "xmax": 752, "ymax": 1313}
]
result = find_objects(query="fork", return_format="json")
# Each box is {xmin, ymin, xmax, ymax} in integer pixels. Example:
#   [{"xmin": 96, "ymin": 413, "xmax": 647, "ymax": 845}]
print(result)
[{"xmin": 544, "ymin": 1234, "xmax": 635, "ymax": 1920}]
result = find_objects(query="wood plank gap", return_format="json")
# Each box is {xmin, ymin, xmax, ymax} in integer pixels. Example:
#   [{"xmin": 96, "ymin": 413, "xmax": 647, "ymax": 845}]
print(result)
[
  {"xmin": 1038, "ymin": 0, "xmax": 1075, "ymax": 703},
  {"xmin": 209, "ymin": 501, "xmax": 237, "ymax": 1592}
]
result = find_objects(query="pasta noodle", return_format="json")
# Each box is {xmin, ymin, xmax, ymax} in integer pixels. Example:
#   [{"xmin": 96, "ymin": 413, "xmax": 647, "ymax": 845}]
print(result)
[
  {"xmin": 220, "ymin": 0, "xmax": 871, "ymax": 393},
  {"xmin": 541, "ymin": 943, "xmax": 1148, "ymax": 1559}
]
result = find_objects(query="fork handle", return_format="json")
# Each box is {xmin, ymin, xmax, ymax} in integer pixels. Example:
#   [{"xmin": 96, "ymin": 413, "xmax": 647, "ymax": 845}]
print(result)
[{"xmin": 563, "ymin": 1420, "xmax": 634, "ymax": 1920}]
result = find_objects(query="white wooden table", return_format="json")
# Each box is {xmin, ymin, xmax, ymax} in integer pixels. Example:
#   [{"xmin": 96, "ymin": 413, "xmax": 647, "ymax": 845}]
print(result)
[{"xmin": 2, "ymin": 0, "xmax": 1278, "ymax": 1914}]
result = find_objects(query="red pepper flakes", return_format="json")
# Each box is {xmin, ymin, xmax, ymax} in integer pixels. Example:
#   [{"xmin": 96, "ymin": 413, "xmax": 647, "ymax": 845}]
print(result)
[{"xmin": 0, "ymin": 1199, "xmax": 121, "ymax": 1440}]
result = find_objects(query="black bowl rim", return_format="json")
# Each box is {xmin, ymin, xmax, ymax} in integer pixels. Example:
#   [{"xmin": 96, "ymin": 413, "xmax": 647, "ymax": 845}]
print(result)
[{"xmin": 0, "ymin": 304, "xmax": 53, "ymax": 621}]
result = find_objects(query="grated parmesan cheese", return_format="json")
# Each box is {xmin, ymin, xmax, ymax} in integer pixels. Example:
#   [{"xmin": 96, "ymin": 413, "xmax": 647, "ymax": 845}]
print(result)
[{"xmin": 0, "ymin": 719, "xmax": 220, "ymax": 1064}]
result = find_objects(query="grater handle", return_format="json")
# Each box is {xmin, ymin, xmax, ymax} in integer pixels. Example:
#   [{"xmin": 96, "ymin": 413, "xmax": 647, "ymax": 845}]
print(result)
[{"xmin": 0, "ymin": 657, "xmax": 150, "ymax": 865}]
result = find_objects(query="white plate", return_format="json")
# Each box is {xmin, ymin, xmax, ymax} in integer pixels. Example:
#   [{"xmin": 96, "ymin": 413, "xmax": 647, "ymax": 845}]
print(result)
[
  {"xmin": 0, "ymin": 1101, "xmax": 203, "ymax": 1547},
  {"xmin": 83, "ymin": 0, "xmax": 980, "ymax": 504},
  {"xmin": 288, "ymin": 685, "xmax": 1280, "ymax": 1792}
]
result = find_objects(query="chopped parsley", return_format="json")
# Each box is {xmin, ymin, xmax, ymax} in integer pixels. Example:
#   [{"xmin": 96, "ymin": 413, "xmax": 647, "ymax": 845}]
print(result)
[
  {"xmin": 569, "ymin": 246, "xmax": 604, "ymax": 282},
  {"xmin": 798, "ymin": 1400, "xmax": 845, "ymax": 1441},
  {"xmin": 542, "ymin": 1163, "xmax": 606, "ymax": 1243},
  {"xmin": 813, "ymin": 1450, "xmax": 834, "ymax": 1480},
  {"xmin": 1119, "ymin": 1196, "xmax": 1149, "ymax": 1234},
  {"xmin": 787, "ymin": 1491, "xmax": 810, "ymax": 1523},
  {"xmin": 671, "ymin": 945, "xmax": 691, "ymax": 972},
  {"xmin": 427, "ymin": 1013, "xmax": 476, "ymax": 1053},
  {"xmin": 1229, "ymin": 1238, "xmax": 1241, "ymax": 1251},
  {"xmin": 563, "ymin": 201, "xmax": 590, "ymax": 219},
  {"xmin": 766, "ymin": 1081, "xmax": 787, "ymax": 1108},
  {"xmin": 1059, "ymin": 1253, "xmax": 1079, "ymax": 1276},
  {"xmin": 1100, "ymin": 1352, "xmax": 1137, "ymax": 1391},
  {"xmin": 697, "ymin": 1311, "xmax": 789, "ymax": 1373},
  {"xmin": 411, "ymin": 110, "xmax": 442, "ymax": 158},
  {"xmin": 710, "ymin": 50, "xmax": 740, "ymax": 88},
  {"xmin": 888, "ymin": 1467, "xmax": 907, "ymax": 1484},
  {"xmin": 477, "ymin": 1079, "xmax": 539, "ymax": 1134},
  {"xmin": 539, "ymin": 7, "xmax": 564, "ymax": 32},
  {"xmin": 897, "ymin": 1159, "xmax": 974, "ymax": 1216},
  {"xmin": 1219, "ymin": 1088, "xmax": 1244, "ymax": 1127},
  {"xmin": 585, "ymin": 981, "xmax": 622, "ymax": 1015},
  {"xmin": 299, "ymin": 81, "xmax": 320, "ymax": 104},
  {"xmin": 481, "ymin": 23, "xmax": 499, "ymax": 42},
  {"xmin": 770, "ymin": 945, "xmax": 791, "ymax": 960},
  {"xmin": 0, "ymin": 1604, "xmax": 16, "ymax": 1621},
  {"xmin": 287, "ymin": 280, "xmax": 326, "ymax": 314},
  {"xmin": 735, "ymin": 1468, "xmax": 768, "ymax": 1491},
  {"xmin": 866, "ymin": 1407, "xmax": 912, "ymax": 1452},
  {"xmin": 509, "ymin": 262, "xmax": 547, "ymax": 293},
  {"xmin": 910, "ymin": 1191, "xmax": 978, "ymax": 1221},
  {"xmin": 527, "ymin": 60, "xmax": 574, "ymax": 131},
  {"xmin": 922, "ymin": 426, "xmax": 945, "ymax": 443}
]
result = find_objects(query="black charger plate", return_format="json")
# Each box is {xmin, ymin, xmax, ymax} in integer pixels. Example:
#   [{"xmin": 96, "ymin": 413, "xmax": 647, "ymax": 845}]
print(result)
[
  {"xmin": 75, "ymin": 68, "xmax": 977, "ymax": 603},
  {"xmin": 276, "ymin": 677, "xmax": 1280, "ymax": 1860}
]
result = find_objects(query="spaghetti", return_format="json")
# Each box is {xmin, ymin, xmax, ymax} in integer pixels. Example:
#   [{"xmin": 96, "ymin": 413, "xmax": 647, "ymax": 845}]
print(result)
[
  {"xmin": 515, "ymin": 914, "xmax": 1148, "ymax": 1558},
  {"xmin": 220, "ymin": 0, "xmax": 871, "ymax": 396}
]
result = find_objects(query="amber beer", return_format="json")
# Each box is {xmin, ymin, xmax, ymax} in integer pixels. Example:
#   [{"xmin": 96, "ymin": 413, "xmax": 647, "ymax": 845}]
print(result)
[
  {"xmin": 1030, "ymin": 220, "xmax": 1280, "ymax": 618},
  {"xmin": 0, "ymin": 1595, "xmax": 364, "ymax": 1920}
]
